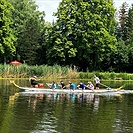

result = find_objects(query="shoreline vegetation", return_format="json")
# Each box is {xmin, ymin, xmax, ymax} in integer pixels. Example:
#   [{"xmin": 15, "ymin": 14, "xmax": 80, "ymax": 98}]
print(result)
[{"xmin": 0, "ymin": 64, "xmax": 133, "ymax": 80}]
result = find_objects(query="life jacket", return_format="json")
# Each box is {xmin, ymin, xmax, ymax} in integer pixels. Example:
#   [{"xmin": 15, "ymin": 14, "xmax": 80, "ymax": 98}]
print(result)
[
  {"xmin": 70, "ymin": 83, "xmax": 76, "ymax": 89},
  {"xmin": 51, "ymin": 83, "xmax": 58, "ymax": 89}
]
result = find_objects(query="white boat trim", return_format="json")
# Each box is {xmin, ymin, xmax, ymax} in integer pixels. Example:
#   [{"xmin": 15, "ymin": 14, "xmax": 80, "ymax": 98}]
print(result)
[{"xmin": 10, "ymin": 81, "xmax": 123, "ymax": 94}]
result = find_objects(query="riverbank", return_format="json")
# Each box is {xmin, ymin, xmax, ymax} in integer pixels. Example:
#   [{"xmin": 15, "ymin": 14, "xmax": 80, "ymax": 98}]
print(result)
[{"xmin": 0, "ymin": 64, "xmax": 132, "ymax": 80}]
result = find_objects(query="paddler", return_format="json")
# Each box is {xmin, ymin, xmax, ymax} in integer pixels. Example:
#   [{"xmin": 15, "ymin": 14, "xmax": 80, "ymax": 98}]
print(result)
[
  {"xmin": 51, "ymin": 81, "xmax": 58, "ymax": 90},
  {"xmin": 29, "ymin": 76, "xmax": 38, "ymax": 87},
  {"xmin": 60, "ymin": 80, "xmax": 66, "ymax": 89},
  {"xmin": 78, "ymin": 82, "xmax": 86, "ymax": 90},
  {"xmin": 69, "ymin": 81, "xmax": 76, "ymax": 90},
  {"xmin": 87, "ymin": 82, "xmax": 94, "ymax": 90},
  {"xmin": 94, "ymin": 75, "xmax": 100, "ymax": 90}
]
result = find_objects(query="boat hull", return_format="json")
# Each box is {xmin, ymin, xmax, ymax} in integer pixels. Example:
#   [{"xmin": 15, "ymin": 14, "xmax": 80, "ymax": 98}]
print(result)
[
  {"xmin": 11, "ymin": 81, "xmax": 123, "ymax": 94},
  {"xmin": 19, "ymin": 86, "xmax": 119, "ymax": 93}
]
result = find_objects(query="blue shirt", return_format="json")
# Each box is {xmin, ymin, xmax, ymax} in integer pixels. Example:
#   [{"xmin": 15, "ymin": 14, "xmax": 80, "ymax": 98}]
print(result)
[
  {"xmin": 51, "ymin": 83, "xmax": 58, "ymax": 89},
  {"xmin": 79, "ymin": 83, "xmax": 86, "ymax": 89},
  {"xmin": 70, "ymin": 83, "xmax": 76, "ymax": 89}
]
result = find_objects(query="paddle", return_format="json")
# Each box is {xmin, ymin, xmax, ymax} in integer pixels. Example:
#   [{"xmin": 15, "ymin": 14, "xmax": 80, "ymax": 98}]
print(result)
[
  {"xmin": 100, "ymin": 83, "xmax": 111, "ymax": 90},
  {"xmin": 100, "ymin": 83, "xmax": 124, "ymax": 91},
  {"xmin": 46, "ymin": 83, "xmax": 52, "ymax": 88},
  {"xmin": 116, "ymin": 85, "xmax": 123, "ymax": 91},
  {"xmin": 37, "ymin": 76, "xmax": 44, "ymax": 81}
]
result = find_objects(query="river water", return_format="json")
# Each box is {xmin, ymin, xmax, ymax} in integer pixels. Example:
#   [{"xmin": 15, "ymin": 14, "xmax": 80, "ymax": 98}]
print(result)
[{"xmin": 0, "ymin": 79, "xmax": 133, "ymax": 133}]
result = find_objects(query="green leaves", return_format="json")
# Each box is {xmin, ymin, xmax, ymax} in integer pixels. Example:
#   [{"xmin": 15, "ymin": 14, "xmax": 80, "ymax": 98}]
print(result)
[
  {"xmin": 10, "ymin": 0, "xmax": 46, "ymax": 65},
  {"xmin": 0, "ymin": 0, "xmax": 16, "ymax": 61},
  {"xmin": 46, "ymin": 0, "xmax": 117, "ymax": 70},
  {"xmin": 2, "ymin": 0, "xmax": 132, "ymax": 72}
]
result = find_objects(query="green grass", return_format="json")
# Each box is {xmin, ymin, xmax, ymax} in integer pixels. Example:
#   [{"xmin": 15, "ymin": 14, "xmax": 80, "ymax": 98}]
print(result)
[{"xmin": 0, "ymin": 64, "xmax": 133, "ymax": 80}]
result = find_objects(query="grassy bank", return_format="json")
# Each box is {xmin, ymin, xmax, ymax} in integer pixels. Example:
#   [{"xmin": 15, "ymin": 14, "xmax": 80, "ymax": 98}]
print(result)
[
  {"xmin": 0, "ymin": 64, "xmax": 78, "ymax": 79},
  {"xmin": 79, "ymin": 72, "xmax": 133, "ymax": 80},
  {"xmin": 0, "ymin": 64, "xmax": 133, "ymax": 80}
]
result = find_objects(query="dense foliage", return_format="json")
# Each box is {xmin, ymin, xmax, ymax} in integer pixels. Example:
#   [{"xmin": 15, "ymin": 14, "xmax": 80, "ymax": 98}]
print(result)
[
  {"xmin": 0, "ymin": 0, "xmax": 133, "ymax": 72},
  {"xmin": 0, "ymin": 0, "xmax": 16, "ymax": 63},
  {"xmin": 47, "ymin": 0, "xmax": 117, "ymax": 72}
]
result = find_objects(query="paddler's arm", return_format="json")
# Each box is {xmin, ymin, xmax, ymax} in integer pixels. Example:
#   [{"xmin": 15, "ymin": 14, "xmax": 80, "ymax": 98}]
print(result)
[{"xmin": 46, "ymin": 83, "xmax": 52, "ymax": 88}]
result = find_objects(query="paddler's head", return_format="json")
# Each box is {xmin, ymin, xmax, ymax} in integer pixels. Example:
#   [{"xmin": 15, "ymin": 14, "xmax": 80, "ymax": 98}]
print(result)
[{"xmin": 34, "ymin": 76, "xmax": 37, "ymax": 79}]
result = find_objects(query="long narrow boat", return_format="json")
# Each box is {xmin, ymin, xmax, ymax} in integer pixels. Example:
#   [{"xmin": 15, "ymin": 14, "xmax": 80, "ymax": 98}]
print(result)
[{"xmin": 10, "ymin": 81, "xmax": 123, "ymax": 94}]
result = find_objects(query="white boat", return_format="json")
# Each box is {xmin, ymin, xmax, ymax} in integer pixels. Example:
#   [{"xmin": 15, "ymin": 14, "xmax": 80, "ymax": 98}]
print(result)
[{"xmin": 10, "ymin": 81, "xmax": 123, "ymax": 94}]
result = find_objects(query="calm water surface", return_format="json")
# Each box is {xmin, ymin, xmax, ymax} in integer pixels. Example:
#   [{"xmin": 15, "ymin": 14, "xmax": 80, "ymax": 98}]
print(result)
[{"xmin": 0, "ymin": 79, "xmax": 133, "ymax": 133}]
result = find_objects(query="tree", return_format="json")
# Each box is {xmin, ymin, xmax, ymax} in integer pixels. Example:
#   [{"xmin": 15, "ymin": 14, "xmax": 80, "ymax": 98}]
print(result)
[
  {"xmin": 126, "ymin": 4, "xmax": 133, "ymax": 72},
  {"xmin": 117, "ymin": 2, "xmax": 129, "ymax": 42},
  {"xmin": 0, "ymin": 0, "xmax": 16, "ymax": 63},
  {"xmin": 113, "ymin": 38, "xmax": 129, "ymax": 72},
  {"xmin": 9, "ymin": 0, "xmax": 46, "ymax": 65},
  {"xmin": 126, "ymin": 4, "xmax": 133, "ymax": 43},
  {"xmin": 47, "ymin": 0, "xmax": 117, "ymax": 71}
]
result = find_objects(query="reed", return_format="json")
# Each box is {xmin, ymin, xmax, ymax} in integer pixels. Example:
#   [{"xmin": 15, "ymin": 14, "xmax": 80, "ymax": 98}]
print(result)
[
  {"xmin": 0, "ymin": 64, "xmax": 76, "ymax": 79},
  {"xmin": 0, "ymin": 64, "xmax": 133, "ymax": 80}
]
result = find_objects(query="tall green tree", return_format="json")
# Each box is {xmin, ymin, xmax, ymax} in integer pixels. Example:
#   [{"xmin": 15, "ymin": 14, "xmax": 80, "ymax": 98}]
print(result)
[
  {"xmin": 0, "ymin": 0, "xmax": 16, "ymax": 63},
  {"xmin": 126, "ymin": 4, "xmax": 133, "ymax": 43},
  {"xmin": 10, "ymin": 0, "xmax": 46, "ymax": 65},
  {"xmin": 114, "ymin": 38, "xmax": 129, "ymax": 72},
  {"xmin": 117, "ymin": 2, "xmax": 129, "ymax": 42},
  {"xmin": 47, "ymin": 0, "xmax": 117, "ymax": 71},
  {"xmin": 126, "ymin": 4, "xmax": 133, "ymax": 72},
  {"xmin": 39, "ymin": 22, "xmax": 53, "ymax": 65},
  {"xmin": 115, "ymin": 3, "xmax": 133, "ymax": 72}
]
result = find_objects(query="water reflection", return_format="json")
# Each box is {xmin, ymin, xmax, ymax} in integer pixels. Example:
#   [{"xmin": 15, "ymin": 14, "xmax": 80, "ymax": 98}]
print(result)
[
  {"xmin": 1, "ymin": 80, "xmax": 133, "ymax": 133},
  {"xmin": 9, "ymin": 92, "xmax": 19, "ymax": 106},
  {"xmin": 28, "ymin": 93, "xmax": 44, "ymax": 111},
  {"xmin": 1, "ymin": 86, "xmax": 129, "ymax": 133},
  {"xmin": 19, "ymin": 92, "xmax": 122, "ymax": 110},
  {"xmin": 93, "ymin": 95, "xmax": 100, "ymax": 111}
]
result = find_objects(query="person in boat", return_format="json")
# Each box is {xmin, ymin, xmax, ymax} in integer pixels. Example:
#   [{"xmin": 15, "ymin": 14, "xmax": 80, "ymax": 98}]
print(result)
[
  {"xmin": 51, "ymin": 81, "xmax": 58, "ymax": 90},
  {"xmin": 94, "ymin": 75, "xmax": 100, "ymax": 89},
  {"xmin": 78, "ymin": 82, "xmax": 87, "ymax": 90},
  {"xmin": 87, "ymin": 82, "xmax": 94, "ymax": 90},
  {"xmin": 60, "ymin": 80, "xmax": 66, "ymax": 89},
  {"xmin": 29, "ymin": 76, "xmax": 38, "ymax": 87},
  {"xmin": 69, "ymin": 81, "xmax": 76, "ymax": 90}
]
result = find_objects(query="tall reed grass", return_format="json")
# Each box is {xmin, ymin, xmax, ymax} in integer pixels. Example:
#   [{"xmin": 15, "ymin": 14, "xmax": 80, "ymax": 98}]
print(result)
[
  {"xmin": 0, "ymin": 64, "xmax": 132, "ymax": 80},
  {"xmin": 0, "ymin": 64, "xmax": 78, "ymax": 79}
]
